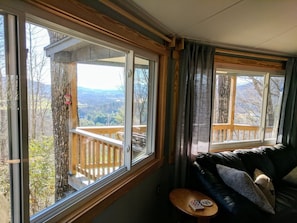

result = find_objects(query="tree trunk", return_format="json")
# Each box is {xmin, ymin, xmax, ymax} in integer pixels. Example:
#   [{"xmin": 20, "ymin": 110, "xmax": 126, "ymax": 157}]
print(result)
[
  {"xmin": 50, "ymin": 60, "xmax": 72, "ymax": 201},
  {"xmin": 217, "ymin": 75, "xmax": 231, "ymax": 123},
  {"xmin": 48, "ymin": 31, "xmax": 72, "ymax": 201}
]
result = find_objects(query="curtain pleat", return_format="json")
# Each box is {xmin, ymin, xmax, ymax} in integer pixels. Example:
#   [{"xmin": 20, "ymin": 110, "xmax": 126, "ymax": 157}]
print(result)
[
  {"xmin": 174, "ymin": 42, "xmax": 214, "ymax": 187},
  {"xmin": 278, "ymin": 58, "xmax": 297, "ymax": 148}
]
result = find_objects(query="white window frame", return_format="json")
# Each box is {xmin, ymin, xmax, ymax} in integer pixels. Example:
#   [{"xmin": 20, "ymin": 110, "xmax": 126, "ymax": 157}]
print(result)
[
  {"xmin": 5, "ymin": 12, "xmax": 24, "ymax": 223},
  {"xmin": 211, "ymin": 65, "xmax": 285, "ymax": 151}
]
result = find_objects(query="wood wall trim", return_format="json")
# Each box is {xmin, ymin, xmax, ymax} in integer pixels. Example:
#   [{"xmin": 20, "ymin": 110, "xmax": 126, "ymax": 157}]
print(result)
[
  {"xmin": 216, "ymin": 48, "xmax": 288, "ymax": 62},
  {"xmin": 215, "ymin": 54, "xmax": 286, "ymax": 72},
  {"xmin": 155, "ymin": 54, "xmax": 168, "ymax": 160},
  {"xmin": 26, "ymin": 0, "xmax": 168, "ymax": 55},
  {"xmin": 168, "ymin": 50, "xmax": 180, "ymax": 164}
]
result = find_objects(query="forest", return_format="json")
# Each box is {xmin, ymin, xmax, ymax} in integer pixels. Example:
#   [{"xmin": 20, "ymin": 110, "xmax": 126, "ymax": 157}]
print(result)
[{"xmin": 77, "ymin": 87, "xmax": 125, "ymax": 126}]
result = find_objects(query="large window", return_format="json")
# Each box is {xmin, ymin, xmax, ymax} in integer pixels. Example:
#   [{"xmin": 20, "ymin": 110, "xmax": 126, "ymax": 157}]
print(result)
[
  {"xmin": 0, "ymin": 13, "xmax": 25, "ymax": 223},
  {"xmin": 0, "ymin": 13, "xmax": 12, "ymax": 223},
  {"xmin": 0, "ymin": 3, "xmax": 163, "ymax": 222},
  {"xmin": 211, "ymin": 62, "xmax": 284, "ymax": 150}
]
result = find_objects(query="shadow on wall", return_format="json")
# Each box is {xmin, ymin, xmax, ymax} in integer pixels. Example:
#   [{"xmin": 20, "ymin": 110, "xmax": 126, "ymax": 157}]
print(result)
[{"xmin": 92, "ymin": 166, "xmax": 173, "ymax": 223}]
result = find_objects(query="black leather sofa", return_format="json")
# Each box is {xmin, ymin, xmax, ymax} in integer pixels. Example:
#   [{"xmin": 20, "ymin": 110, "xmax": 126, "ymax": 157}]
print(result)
[{"xmin": 190, "ymin": 144, "xmax": 297, "ymax": 223}]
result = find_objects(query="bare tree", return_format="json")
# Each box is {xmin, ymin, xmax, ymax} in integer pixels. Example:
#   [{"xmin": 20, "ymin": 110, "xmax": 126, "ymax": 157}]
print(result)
[
  {"xmin": 133, "ymin": 67, "xmax": 149, "ymax": 124},
  {"xmin": 244, "ymin": 76, "xmax": 283, "ymax": 127},
  {"xmin": 26, "ymin": 24, "xmax": 51, "ymax": 139}
]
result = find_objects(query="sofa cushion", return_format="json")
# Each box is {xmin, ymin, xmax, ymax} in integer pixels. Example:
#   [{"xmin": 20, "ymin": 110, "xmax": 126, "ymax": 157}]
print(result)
[
  {"xmin": 254, "ymin": 168, "xmax": 275, "ymax": 208},
  {"xmin": 273, "ymin": 182, "xmax": 297, "ymax": 222},
  {"xmin": 282, "ymin": 165, "xmax": 297, "ymax": 186},
  {"xmin": 265, "ymin": 144, "xmax": 297, "ymax": 181},
  {"xmin": 216, "ymin": 164, "xmax": 275, "ymax": 214},
  {"xmin": 235, "ymin": 147, "xmax": 276, "ymax": 179}
]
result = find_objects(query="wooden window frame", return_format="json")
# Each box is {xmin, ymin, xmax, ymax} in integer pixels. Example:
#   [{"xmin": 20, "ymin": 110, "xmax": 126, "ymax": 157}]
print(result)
[{"xmin": 0, "ymin": 1, "xmax": 169, "ymax": 222}]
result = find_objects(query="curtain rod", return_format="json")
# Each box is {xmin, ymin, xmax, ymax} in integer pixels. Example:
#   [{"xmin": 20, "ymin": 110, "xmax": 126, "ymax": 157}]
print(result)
[
  {"xmin": 216, "ymin": 48, "xmax": 288, "ymax": 62},
  {"xmin": 100, "ymin": 0, "xmax": 173, "ymax": 43}
]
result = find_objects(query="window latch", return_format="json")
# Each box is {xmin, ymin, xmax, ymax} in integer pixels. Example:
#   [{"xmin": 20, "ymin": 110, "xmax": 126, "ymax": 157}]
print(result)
[
  {"xmin": 5, "ymin": 159, "xmax": 21, "ymax": 164},
  {"xmin": 128, "ymin": 69, "xmax": 133, "ymax": 78},
  {"xmin": 126, "ymin": 145, "xmax": 131, "ymax": 152}
]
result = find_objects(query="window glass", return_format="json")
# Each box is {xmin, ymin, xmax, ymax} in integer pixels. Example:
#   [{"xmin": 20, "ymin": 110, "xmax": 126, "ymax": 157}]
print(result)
[
  {"xmin": 26, "ymin": 23, "xmax": 54, "ymax": 216},
  {"xmin": 25, "ymin": 20, "xmax": 158, "ymax": 219},
  {"xmin": 0, "ymin": 14, "xmax": 11, "ymax": 223},
  {"xmin": 132, "ymin": 56, "xmax": 154, "ymax": 162},
  {"xmin": 234, "ymin": 75, "xmax": 264, "ymax": 128},
  {"xmin": 26, "ymin": 22, "xmax": 129, "ymax": 215},
  {"xmin": 265, "ymin": 76, "xmax": 284, "ymax": 140},
  {"xmin": 212, "ymin": 68, "xmax": 284, "ymax": 146},
  {"xmin": 75, "ymin": 55, "xmax": 126, "ymax": 184}
]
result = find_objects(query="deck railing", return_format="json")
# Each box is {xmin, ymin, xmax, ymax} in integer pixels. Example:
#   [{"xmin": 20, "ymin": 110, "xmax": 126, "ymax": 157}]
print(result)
[
  {"xmin": 70, "ymin": 128, "xmax": 123, "ymax": 183},
  {"xmin": 69, "ymin": 125, "xmax": 147, "ymax": 186},
  {"xmin": 212, "ymin": 124, "xmax": 273, "ymax": 143}
]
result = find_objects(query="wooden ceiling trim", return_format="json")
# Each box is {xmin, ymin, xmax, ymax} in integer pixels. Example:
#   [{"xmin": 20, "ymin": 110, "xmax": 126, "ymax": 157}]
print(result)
[
  {"xmin": 215, "ymin": 54, "xmax": 286, "ymax": 72},
  {"xmin": 99, "ymin": 0, "xmax": 173, "ymax": 43},
  {"xmin": 216, "ymin": 48, "xmax": 288, "ymax": 62},
  {"xmin": 25, "ymin": 0, "xmax": 168, "ymax": 55}
]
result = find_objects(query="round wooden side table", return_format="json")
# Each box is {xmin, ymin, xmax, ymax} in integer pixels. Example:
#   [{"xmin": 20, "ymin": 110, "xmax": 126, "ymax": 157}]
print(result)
[{"xmin": 169, "ymin": 188, "xmax": 218, "ymax": 223}]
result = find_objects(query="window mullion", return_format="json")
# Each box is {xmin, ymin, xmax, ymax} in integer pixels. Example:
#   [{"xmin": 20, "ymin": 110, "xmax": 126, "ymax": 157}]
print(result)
[
  {"xmin": 260, "ymin": 73, "xmax": 270, "ymax": 141},
  {"xmin": 124, "ymin": 50, "xmax": 134, "ymax": 170},
  {"xmin": 6, "ymin": 13, "xmax": 29, "ymax": 223},
  {"xmin": 146, "ymin": 60, "xmax": 157, "ymax": 153}
]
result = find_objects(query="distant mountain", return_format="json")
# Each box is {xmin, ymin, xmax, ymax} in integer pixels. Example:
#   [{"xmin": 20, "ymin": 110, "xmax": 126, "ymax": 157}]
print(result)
[
  {"xmin": 77, "ymin": 87, "xmax": 125, "ymax": 122},
  {"xmin": 25, "ymin": 80, "xmax": 124, "ymax": 120},
  {"xmin": 78, "ymin": 87, "xmax": 124, "ymax": 105},
  {"xmin": 236, "ymin": 82, "xmax": 262, "ymax": 114},
  {"xmin": 78, "ymin": 86, "xmax": 124, "ymax": 107}
]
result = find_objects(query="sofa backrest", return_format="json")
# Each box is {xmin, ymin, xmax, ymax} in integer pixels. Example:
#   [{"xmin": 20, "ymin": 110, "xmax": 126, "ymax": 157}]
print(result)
[
  {"xmin": 234, "ymin": 147, "xmax": 276, "ymax": 180},
  {"xmin": 195, "ymin": 144, "xmax": 297, "ymax": 184},
  {"xmin": 195, "ymin": 150, "xmax": 246, "ymax": 174},
  {"xmin": 264, "ymin": 144, "xmax": 297, "ymax": 181}
]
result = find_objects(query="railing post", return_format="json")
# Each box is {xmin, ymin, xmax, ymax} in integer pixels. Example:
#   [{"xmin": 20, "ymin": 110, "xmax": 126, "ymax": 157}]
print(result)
[
  {"xmin": 70, "ymin": 132, "xmax": 77, "ymax": 175},
  {"xmin": 69, "ymin": 63, "xmax": 78, "ymax": 175}
]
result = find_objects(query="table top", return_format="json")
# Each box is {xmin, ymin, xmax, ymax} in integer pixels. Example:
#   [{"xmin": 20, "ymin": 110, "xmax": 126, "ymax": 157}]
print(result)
[{"xmin": 169, "ymin": 188, "xmax": 218, "ymax": 218}]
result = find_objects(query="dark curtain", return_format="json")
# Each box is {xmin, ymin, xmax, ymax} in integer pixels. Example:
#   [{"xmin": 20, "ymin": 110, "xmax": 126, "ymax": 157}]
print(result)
[
  {"xmin": 278, "ymin": 58, "xmax": 297, "ymax": 148},
  {"xmin": 174, "ymin": 41, "xmax": 215, "ymax": 187}
]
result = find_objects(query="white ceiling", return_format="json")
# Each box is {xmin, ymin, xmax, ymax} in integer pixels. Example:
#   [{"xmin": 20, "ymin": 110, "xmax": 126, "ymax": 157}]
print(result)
[{"xmin": 128, "ymin": 0, "xmax": 297, "ymax": 56}]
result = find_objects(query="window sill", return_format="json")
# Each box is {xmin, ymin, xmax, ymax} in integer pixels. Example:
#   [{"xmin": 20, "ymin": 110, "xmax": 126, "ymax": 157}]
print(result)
[{"xmin": 210, "ymin": 140, "xmax": 276, "ymax": 152}]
